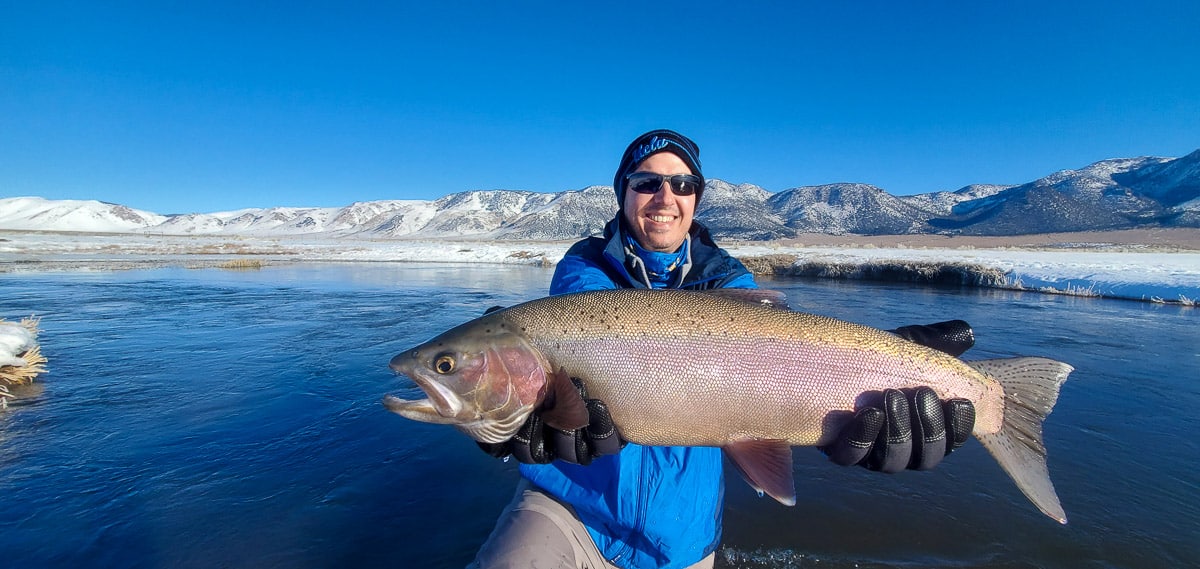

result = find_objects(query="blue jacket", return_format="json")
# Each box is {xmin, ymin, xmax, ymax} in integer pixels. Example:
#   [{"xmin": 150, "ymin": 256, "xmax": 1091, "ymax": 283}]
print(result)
[{"xmin": 521, "ymin": 218, "xmax": 756, "ymax": 569}]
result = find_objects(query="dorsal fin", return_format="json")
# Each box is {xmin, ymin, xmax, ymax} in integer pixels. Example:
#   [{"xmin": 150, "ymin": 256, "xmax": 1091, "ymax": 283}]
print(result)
[{"xmin": 706, "ymin": 289, "xmax": 790, "ymax": 309}]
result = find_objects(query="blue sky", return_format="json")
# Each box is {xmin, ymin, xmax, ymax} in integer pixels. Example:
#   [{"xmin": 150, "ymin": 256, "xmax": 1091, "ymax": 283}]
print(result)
[{"xmin": 3, "ymin": 1, "xmax": 1197, "ymax": 214}]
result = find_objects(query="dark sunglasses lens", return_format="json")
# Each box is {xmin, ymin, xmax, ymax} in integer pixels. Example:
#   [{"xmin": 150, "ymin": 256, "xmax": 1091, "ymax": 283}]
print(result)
[
  {"xmin": 627, "ymin": 174, "xmax": 664, "ymax": 194},
  {"xmin": 671, "ymin": 176, "xmax": 700, "ymax": 196}
]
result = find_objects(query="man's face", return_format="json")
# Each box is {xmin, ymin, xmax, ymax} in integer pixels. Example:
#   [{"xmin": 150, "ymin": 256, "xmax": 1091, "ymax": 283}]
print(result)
[{"xmin": 622, "ymin": 152, "xmax": 697, "ymax": 253}]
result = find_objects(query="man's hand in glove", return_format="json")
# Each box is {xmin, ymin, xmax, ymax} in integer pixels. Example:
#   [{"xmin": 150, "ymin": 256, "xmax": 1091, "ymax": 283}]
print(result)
[
  {"xmin": 824, "ymin": 387, "xmax": 976, "ymax": 472},
  {"xmin": 477, "ymin": 375, "xmax": 625, "ymax": 465},
  {"xmin": 823, "ymin": 319, "xmax": 977, "ymax": 472},
  {"xmin": 891, "ymin": 319, "xmax": 975, "ymax": 357}
]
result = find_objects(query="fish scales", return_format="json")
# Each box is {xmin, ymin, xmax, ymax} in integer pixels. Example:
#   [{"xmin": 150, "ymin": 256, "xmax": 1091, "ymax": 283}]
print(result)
[
  {"xmin": 385, "ymin": 288, "xmax": 1071, "ymax": 523},
  {"xmin": 499, "ymin": 288, "xmax": 1003, "ymax": 447}
]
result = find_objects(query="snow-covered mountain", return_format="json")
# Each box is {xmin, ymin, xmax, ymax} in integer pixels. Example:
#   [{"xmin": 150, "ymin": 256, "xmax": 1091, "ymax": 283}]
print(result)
[
  {"xmin": 928, "ymin": 151, "xmax": 1200, "ymax": 234},
  {"xmin": 692, "ymin": 180, "xmax": 790, "ymax": 240},
  {"xmin": 2, "ymin": 150, "xmax": 1197, "ymax": 238},
  {"xmin": 0, "ymin": 197, "xmax": 167, "ymax": 232}
]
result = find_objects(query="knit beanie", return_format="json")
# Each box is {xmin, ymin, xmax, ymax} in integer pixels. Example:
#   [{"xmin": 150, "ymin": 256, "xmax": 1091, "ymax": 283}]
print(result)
[{"xmin": 613, "ymin": 129, "xmax": 704, "ymax": 208}]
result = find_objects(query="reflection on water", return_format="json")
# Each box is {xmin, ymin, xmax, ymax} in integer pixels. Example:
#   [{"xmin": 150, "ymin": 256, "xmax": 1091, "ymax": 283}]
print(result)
[{"xmin": 0, "ymin": 264, "xmax": 1195, "ymax": 568}]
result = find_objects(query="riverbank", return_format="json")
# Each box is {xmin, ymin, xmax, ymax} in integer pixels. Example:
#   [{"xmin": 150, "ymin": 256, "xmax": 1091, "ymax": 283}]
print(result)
[{"xmin": 2, "ymin": 229, "xmax": 1198, "ymax": 304}]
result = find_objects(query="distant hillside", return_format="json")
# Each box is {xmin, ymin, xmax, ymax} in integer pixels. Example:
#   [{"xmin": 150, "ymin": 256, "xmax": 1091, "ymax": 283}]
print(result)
[{"xmin": 2, "ymin": 150, "xmax": 1197, "ymax": 239}]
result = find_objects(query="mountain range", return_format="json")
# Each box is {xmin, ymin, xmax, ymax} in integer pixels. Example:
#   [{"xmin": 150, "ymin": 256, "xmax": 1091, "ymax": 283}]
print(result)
[{"xmin": 2, "ymin": 150, "xmax": 1197, "ymax": 240}]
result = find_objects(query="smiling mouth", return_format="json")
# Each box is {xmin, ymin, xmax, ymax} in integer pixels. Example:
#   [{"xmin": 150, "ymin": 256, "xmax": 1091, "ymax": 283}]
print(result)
[{"xmin": 647, "ymin": 213, "xmax": 677, "ymax": 224}]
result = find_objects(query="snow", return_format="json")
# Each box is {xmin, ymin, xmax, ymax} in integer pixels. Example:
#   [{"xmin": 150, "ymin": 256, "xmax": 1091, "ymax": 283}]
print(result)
[
  {"xmin": 723, "ymin": 244, "xmax": 1200, "ymax": 303},
  {"xmin": 2, "ymin": 231, "xmax": 1197, "ymax": 304},
  {"xmin": 0, "ymin": 322, "xmax": 35, "ymax": 368},
  {"xmin": 0, "ymin": 196, "xmax": 167, "ymax": 232}
]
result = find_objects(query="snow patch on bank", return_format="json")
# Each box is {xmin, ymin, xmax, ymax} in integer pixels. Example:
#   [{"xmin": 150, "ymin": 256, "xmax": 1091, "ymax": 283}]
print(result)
[{"xmin": 1, "ymin": 232, "xmax": 1197, "ymax": 304}]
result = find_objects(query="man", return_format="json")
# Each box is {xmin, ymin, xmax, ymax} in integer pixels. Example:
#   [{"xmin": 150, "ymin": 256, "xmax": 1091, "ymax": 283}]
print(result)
[{"xmin": 470, "ymin": 129, "xmax": 976, "ymax": 569}]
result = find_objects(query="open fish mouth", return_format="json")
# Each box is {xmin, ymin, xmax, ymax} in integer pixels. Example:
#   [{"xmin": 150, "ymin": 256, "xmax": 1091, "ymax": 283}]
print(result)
[
  {"xmin": 380, "ymin": 393, "xmax": 456, "ymax": 424},
  {"xmin": 383, "ymin": 364, "xmax": 467, "ymax": 422}
]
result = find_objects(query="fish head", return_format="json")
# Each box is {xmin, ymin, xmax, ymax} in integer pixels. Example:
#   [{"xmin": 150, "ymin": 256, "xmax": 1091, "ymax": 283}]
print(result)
[{"xmin": 384, "ymin": 317, "xmax": 550, "ymax": 444}]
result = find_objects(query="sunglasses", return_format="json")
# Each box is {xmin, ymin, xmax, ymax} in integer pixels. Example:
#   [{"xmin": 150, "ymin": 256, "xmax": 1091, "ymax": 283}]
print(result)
[{"xmin": 625, "ymin": 172, "xmax": 703, "ymax": 197}]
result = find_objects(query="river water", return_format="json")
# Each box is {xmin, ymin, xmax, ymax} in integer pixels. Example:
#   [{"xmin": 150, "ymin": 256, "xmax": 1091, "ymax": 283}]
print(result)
[{"xmin": 0, "ymin": 264, "xmax": 1195, "ymax": 568}]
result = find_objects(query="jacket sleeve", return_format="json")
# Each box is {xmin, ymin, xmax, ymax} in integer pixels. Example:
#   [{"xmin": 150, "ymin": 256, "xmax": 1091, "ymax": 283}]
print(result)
[
  {"xmin": 721, "ymin": 272, "xmax": 759, "ymax": 289},
  {"xmin": 550, "ymin": 255, "xmax": 619, "ymax": 295}
]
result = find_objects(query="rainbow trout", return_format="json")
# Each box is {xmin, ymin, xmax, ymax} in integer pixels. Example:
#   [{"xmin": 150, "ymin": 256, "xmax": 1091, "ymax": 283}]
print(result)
[{"xmin": 384, "ymin": 288, "xmax": 1072, "ymax": 523}]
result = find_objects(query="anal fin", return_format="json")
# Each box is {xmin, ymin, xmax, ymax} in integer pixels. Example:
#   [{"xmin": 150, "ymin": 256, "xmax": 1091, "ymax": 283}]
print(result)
[{"xmin": 724, "ymin": 439, "xmax": 796, "ymax": 506}]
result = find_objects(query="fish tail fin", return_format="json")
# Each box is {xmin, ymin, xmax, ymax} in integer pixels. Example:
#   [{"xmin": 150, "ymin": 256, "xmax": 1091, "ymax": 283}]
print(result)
[{"xmin": 967, "ymin": 357, "xmax": 1073, "ymax": 524}]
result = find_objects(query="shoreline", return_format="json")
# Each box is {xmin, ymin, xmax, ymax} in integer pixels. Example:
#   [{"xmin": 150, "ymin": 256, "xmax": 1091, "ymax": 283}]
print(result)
[
  {"xmin": 760, "ymin": 228, "xmax": 1200, "ymax": 251},
  {"xmin": 4, "ymin": 227, "xmax": 1200, "ymax": 249},
  {"xmin": 2, "ymin": 229, "xmax": 1198, "ymax": 305}
]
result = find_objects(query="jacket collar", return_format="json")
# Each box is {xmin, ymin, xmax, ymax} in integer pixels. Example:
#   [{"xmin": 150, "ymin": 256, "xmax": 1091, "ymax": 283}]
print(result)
[{"xmin": 599, "ymin": 217, "xmax": 727, "ymax": 289}]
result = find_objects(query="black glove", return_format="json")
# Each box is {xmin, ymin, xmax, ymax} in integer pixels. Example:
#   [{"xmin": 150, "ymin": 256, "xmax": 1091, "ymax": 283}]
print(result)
[
  {"xmin": 823, "ymin": 319, "xmax": 977, "ymax": 472},
  {"xmin": 890, "ymin": 319, "xmax": 975, "ymax": 357},
  {"xmin": 477, "ymin": 377, "xmax": 625, "ymax": 465},
  {"xmin": 824, "ymin": 388, "xmax": 976, "ymax": 472}
]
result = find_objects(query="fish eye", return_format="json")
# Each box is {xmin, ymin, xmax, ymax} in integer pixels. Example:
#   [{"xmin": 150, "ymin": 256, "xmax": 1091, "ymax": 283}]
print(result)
[{"xmin": 433, "ymin": 353, "xmax": 456, "ymax": 374}]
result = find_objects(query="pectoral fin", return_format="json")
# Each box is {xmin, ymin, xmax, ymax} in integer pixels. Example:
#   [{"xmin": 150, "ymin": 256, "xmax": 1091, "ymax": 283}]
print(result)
[
  {"xmin": 724, "ymin": 439, "xmax": 796, "ymax": 506},
  {"xmin": 538, "ymin": 369, "xmax": 590, "ymax": 431}
]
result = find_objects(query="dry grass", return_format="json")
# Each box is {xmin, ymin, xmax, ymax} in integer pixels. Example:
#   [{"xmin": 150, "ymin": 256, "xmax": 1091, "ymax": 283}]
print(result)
[
  {"xmin": 1, "ymin": 317, "xmax": 48, "ymax": 408},
  {"xmin": 769, "ymin": 228, "xmax": 1200, "ymax": 251},
  {"xmin": 217, "ymin": 258, "xmax": 265, "ymax": 270},
  {"xmin": 741, "ymin": 254, "xmax": 1008, "ymax": 286},
  {"xmin": 1150, "ymin": 294, "xmax": 1196, "ymax": 306},
  {"xmin": 506, "ymin": 250, "xmax": 553, "ymax": 267},
  {"xmin": 739, "ymin": 254, "xmax": 800, "ymax": 276}
]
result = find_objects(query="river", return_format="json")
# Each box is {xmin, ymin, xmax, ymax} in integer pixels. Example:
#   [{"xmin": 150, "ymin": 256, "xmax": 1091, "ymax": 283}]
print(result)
[{"xmin": 0, "ymin": 264, "xmax": 1195, "ymax": 568}]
